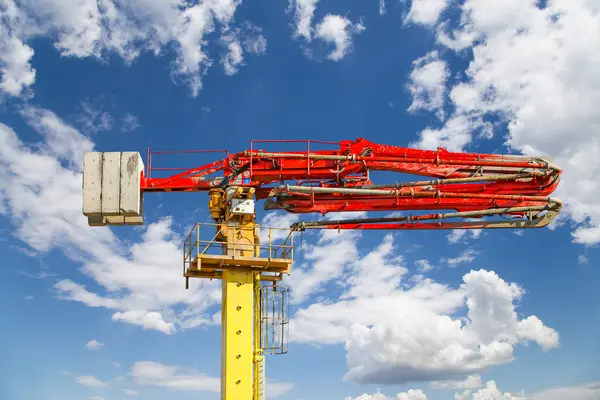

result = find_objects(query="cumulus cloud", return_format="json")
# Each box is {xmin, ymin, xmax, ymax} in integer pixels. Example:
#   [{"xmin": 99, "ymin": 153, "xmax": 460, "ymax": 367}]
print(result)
[
  {"xmin": 0, "ymin": 0, "xmax": 265, "ymax": 98},
  {"xmin": 406, "ymin": 0, "xmax": 450, "ymax": 26},
  {"xmin": 0, "ymin": 107, "xmax": 221, "ymax": 333},
  {"xmin": 345, "ymin": 390, "xmax": 429, "ymax": 400},
  {"xmin": 470, "ymin": 381, "xmax": 523, "ymax": 400},
  {"xmin": 291, "ymin": 227, "xmax": 557, "ymax": 385},
  {"xmin": 410, "ymin": 0, "xmax": 600, "ymax": 244},
  {"xmin": 289, "ymin": 0, "xmax": 365, "ymax": 61},
  {"xmin": 290, "ymin": 0, "xmax": 320, "ymax": 40},
  {"xmin": 407, "ymin": 51, "xmax": 449, "ymax": 120},
  {"xmin": 456, "ymin": 380, "xmax": 600, "ymax": 400},
  {"xmin": 315, "ymin": 14, "xmax": 366, "ymax": 61}
]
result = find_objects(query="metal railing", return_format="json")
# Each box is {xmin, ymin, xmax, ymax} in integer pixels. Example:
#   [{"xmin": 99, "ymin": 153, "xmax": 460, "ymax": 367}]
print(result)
[{"xmin": 183, "ymin": 222, "xmax": 294, "ymax": 275}]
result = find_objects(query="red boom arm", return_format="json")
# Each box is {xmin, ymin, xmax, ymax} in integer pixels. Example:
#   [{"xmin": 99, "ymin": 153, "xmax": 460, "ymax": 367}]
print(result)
[{"xmin": 141, "ymin": 138, "xmax": 562, "ymax": 230}]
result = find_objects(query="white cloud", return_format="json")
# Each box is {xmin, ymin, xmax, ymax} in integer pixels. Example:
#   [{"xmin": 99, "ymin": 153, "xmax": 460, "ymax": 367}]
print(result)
[
  {"xmin": 121, "ymin": 114, "xmax": 140, "ymax": 132},
  {"xmin": 112, "ymin": 311, "xmax": 176, "ymax": 334},
  {"xmin": 454, "ymin": 391, "xmax": 472, "ymax": 400},
  {"xmin": 407, "ymin": 51, "xmax": 449, "ymax": 120},
  {"xmin": 379, "ymin": 0, "xmax": 386, "ymax": 16},
  {"xmin": 345, "ymin": 393, "xmax": 388, "ymax": 400},
  {"xmin": 470, "ymin": 381, "xmax": 523, "ymax": 400},
  {"xmin": 124, "ymin": 388, "xmax": 139, "ymax": 396},
  {"xmin": 288, "ymin": 1, "xmax": 365, "ymax": 61},
  {"xmin": 456, "ymin": 380, "xmax": 600, "ymax": 400},
  {"xmin": 287, "ymin": 228, "xmax": 361, "ymax": 304},
  {"xmin": 290, "ymin": 0, "xmax": 320, "ymax": 40},
  {"xmin": 445, "ymin": 249, "xmax": 478, "ymax": 267},
  {"xmin": 431, "ymin": 374, "xmax": 483, "ymax": 390},
  {"xmin": 259, "ymin": 211, "xmax": 300, "ymax": 243},
  {"xmin": 411, "ymin": 114, "xmax": 489, "ymax": 152},
  {"xmin": 293, "ymin": 246, "xmax": 558, "ymax": 385},
  {"xmin": 130, "ymin": 361, "xmax": 220, "ymax": 392},
  {"xmin": 76, "ymin": 100, "xmax": 113, "ymax": 134},
  {"xmin": 315, "ymin": 14, "xmax": 365, "ymax": 61},
  {"xmin": 0, "ymin": 107, "xmax": 221, "ymax": 333},
  {"xmin": 415, "ymin": 259, "xmax": 435, "ymax": 273},
  {"xmin": 345, "ymin": 390, "xmax": 429, "ymax": 400},
  {"xmin": 221, "ymin": 35, "xmax": 244, "ymax": 75},
  {"xmin": 578, "ymin": 255, "xmax": 589, "ymax": 265},
  {"xmin": 0, "ymin": 0, "xmax": 263, "ymax": 98},
  {"xmin": 516, "ymin": 315, "xmax": 560, "ymax": 351},
  {"xmin": 529, "ymin": 381, "xmax": 600, "ymax": 400},
  {"xmin": 86, "ymin": 339, "xmax": 104, "ymax": 350},
  {"xmin": 447, "ymin": 228, "xmax": 482, "ymax": 244},
  {"xmin": 0, "ymin": 36, "xmax": 35, "ymax": 97},
  {"xmin": 415, "ymin": 0, "xmax": 600, "ymax": 244},
  {"xmin": 76, "ymin": 375, "xmax": 109, "ymax": 387},
  {"xmin": 406, "ymin": 0, "xmax": 450, "ymax": 26},
  {"xmin": 268, "ymin": 380, "xmax": 294, "ymax": 398},
  {"xmin": 398, "ymin": 390, "xmax": 429, "ymax": 400}
]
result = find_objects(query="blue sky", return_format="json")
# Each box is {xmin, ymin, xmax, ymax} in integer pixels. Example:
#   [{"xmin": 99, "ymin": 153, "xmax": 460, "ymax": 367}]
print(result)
[{"xmin": 0, "ymin": 1, "xmax": 599, "ymax": 400}]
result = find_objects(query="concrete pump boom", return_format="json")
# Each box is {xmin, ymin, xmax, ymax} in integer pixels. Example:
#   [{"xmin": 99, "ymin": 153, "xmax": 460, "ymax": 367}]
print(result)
[{"xmin": 81, "ymin": 137, "xmax": 562, "ymax": 400}]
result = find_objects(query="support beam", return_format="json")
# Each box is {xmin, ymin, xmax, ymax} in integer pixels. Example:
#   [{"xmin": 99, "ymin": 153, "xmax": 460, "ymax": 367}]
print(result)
[{"xmin": 222, "ymin": 269, "xmax": 254, "ymax": 400}]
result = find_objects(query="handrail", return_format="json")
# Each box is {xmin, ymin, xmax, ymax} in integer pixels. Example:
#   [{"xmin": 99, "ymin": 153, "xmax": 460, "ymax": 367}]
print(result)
[{"xmin": 182, "ymin": 222, "xmax": 295, "ymax": 274}]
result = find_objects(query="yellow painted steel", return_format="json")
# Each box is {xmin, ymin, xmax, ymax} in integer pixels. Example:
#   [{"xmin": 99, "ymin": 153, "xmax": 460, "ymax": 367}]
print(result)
[
  {"xmin": 181, "ymin": 187, "xmax": 292, "ymax": 400},
  {"xmin": 221, "ymin": 269, "xmax": 254, "ymax": 400},
  {"xmin": 220, "ymin": 187, "xmax": 262, "ymax": 400}
]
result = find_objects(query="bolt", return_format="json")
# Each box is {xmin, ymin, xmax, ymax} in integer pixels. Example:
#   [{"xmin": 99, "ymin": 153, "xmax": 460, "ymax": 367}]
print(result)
[
  {"xmin": 236, "ymin": 306, "xmax": 242, "ymax": 311},
  {"xmin": 237, "ymin": 282, "xmax": 242, "ymax": 287},
  {"xmin": 236, "ymin": 330, "xmax": 242, "ymax": 335},
  {"xmin": 236, "ymin": 380, "xmax": 241, "ymax": 385},
  {"xmin": 236, "ymin": 354, "xmax": 241, "ymax": 359}
]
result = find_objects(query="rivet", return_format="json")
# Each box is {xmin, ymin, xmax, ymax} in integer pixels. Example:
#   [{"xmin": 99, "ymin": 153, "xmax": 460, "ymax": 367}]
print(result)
[
  {"xmin": 236, "ymin": 354, "xmax": 241, "ymax": 359},
  {"xmin": 236, "ymin": 306, "xmax": 242, "ymax": 311},
  {"xmin": 237, "ymin": 282, "xmax": 242, "ymax": 287},
  {"xmin": 236, "ymin": 330, "xmax": 242, "ymax": 335},
  {"xmin": 236, "ymin": 380, "xmax": 241, "ymax": 385}
]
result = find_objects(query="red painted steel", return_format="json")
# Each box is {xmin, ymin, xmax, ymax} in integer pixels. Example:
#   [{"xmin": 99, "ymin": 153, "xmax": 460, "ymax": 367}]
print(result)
[{"xmin": 139, "ymin": 138, "xmax": 562, "ymax": 229}]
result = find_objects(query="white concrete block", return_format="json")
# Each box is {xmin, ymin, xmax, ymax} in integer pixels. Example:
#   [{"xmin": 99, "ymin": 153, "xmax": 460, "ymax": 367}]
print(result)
[
  {"xmin": 101, "ymin": 152, "xmax": 121, "ymax": 215},
  {"xmin": 120, "ymin": 152, "xmax": 143, "ymax": 216},
  {"xmin": 83, "ymin": 152, "xmax": 102, "ymax": 216}
]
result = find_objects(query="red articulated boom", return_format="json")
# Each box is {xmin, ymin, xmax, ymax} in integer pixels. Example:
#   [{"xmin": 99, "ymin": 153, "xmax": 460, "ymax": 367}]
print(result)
[{"xmin": 141, "ymin": 137, "xmax": 563, "ymax": 231}]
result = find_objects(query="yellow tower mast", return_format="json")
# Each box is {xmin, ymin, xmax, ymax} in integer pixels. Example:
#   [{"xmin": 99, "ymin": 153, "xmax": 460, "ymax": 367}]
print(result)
[{"xmin": 184, "ymin": 186, "xmax": 293, "ymax": 400}]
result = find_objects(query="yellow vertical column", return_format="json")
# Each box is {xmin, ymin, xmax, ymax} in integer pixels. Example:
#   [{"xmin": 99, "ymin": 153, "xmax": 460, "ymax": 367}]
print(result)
[{"xmin": 221, "ymin": 269, "xmax": 254, "ymax": 400}]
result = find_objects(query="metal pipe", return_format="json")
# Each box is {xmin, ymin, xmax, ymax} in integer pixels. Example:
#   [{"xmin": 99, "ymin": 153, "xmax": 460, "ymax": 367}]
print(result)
[
  {"xmin": 359, "ymin": 172, "xmax": 546, "ymax": 189},
  {"xmin": 244, "ymin": 152, "xmax": 560, "ymax": 171},
  {"xmin": 291, "ymin": 202, "xmax": 562, "ymax": 230},
  {"xmin": 282, "ymin": 185, "xmax": 554, "ymax": 202}
]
